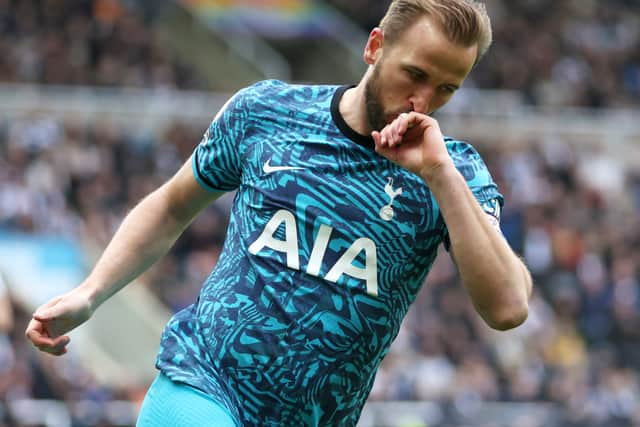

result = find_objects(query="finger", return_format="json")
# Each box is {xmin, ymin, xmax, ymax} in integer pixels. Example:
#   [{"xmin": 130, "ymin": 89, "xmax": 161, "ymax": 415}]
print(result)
[
  {"xmin": 381, "ymin": 122, "xmax": 398, "ymax": 147},
  {"xmin": 388, "ymin": 122, "xmax": 399, "ymax": 146},
  {"xmin": 33, "ymin": 297, "xmax": 63, "ymax": 321},
  {"xmin": 372, "ymin": 131, "xmax": 388, "ymax": 154},
  {"xmin": 34, "ymin": 305, "xmax": 62, "ymax": 322},
  {"xmin": 387, "ymin": 113, "xmax": 412, "ymax": 146},
  {"xmin": 35, "ymin": 339, "xmax": 70, "ymax": 356},
  {"xmin": 372, "ymin": 131, "xmax": 382, "ymax": 146},
  {"xmin": 377, "ymin": 129, "xmax": 390, "ymax": 148},
  {"xmin": 396, "ymin": 113, "xmax": 411, "ymax": 136},
  {"xmin": 393, "ymin": 118, "xmax": 407, "ymax": 144},
  {"xmin": 25, "ymin": 318, "xmax": 47, "ymax": 342},
  {"xmin": 51, "ymin": 347, "xmax": 68, "ymax": 356},
  {"xmin": 33, "ymin": 311, "xmax": 55, "ymax": 322},
  {"xmin": 29, "ymin": 330, "xmax": 70, "ymax": 349},
  {"xmin": 26, "ymin": 319, "xmax": 70, "ymax": 346},
  {"xmin": 37, "ymin": 343, "xmax": 68, "ymax": 356},
  {"xmin": 48, "ymin": 337, "xmax": 70, "ymax": 355},
  {"xmin": 381, "ymin": 130, "xmax": 391, "ymax": 147}
]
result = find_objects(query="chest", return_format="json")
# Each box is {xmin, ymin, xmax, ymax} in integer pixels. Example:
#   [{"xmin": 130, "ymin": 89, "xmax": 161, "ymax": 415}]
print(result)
[
  {"xmin": 231, "ymin": 121, "xmax": 444, "ymax": 298},
  {"xmin": 239, "ymin": 130, "xmax": 443, "ymax": 250}
]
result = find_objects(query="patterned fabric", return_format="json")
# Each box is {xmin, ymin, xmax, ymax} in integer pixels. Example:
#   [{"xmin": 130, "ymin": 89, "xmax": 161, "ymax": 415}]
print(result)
[{"xmin": 156, "ymin": 80, "xmax": 503, "ymax": 426}]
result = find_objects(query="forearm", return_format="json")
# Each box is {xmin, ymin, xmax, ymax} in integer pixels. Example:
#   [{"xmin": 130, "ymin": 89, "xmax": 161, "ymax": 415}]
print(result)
[
  {"xmin": 81, "ymin": 187, "xmax": 192, "ymax": 310},
  {"xmin": 426, "ymin": 165, "xmax": 531, "ymax": 329}
]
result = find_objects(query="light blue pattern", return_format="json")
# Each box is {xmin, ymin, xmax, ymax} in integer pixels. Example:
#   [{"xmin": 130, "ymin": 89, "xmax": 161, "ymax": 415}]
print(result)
[
  {"xmin": 156, "ymin": 80, "xmax": 502, "ymax": 426},
  {"xmin": 137, "ymin": 373, "xmax": 239, "ymax": 427}
]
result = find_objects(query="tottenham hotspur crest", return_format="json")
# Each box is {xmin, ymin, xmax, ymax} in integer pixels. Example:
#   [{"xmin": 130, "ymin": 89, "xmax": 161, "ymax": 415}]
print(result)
[{"xmin": 379, "ymin": 177, "xmax": 403, "ymax": 221}]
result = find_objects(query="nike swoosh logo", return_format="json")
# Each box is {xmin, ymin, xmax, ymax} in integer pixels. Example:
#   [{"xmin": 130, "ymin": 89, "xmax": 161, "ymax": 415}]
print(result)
[{"xmin": 263, "ymin": 159, "xmax": 305, "ymax": 174}]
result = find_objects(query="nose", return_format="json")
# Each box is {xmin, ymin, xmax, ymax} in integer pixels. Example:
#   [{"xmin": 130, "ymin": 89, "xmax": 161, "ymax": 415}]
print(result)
[{"xmin": 409, "ymin": 85, "xmax": 435, "ymax": 114}]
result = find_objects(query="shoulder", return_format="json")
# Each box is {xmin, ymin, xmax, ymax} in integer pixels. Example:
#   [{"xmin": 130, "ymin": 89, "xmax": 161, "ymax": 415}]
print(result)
[
  {"xmin": 444, "ymin": 137, "xmax": 485, "ymax": 163},
  {"xmin": 444, "ymin": 137, "xmax": 490, "ymax": 173},
  {"xmin": 245, "ymin": 80, "xmax": 337, "ymax": 106},
  {"xmin": 211, "ymin": 80, "xmax": 290, "ymax": 124},
  {"xmin": 241, "ymin": 79, "xmax": 288, "ymax": 96},
  {"xmin": 444, "ymin": 137, "xmax": 498, "ymax": 190}
]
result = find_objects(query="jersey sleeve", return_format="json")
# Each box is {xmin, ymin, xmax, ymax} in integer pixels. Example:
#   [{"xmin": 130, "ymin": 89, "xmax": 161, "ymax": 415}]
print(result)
[
  {"xmin": 192, "ymin": 86, "xmax": 254, "ymax": 192},
  {"xmin": 441, "ymin": 139, "xmax": 504, "ymax": 250}
]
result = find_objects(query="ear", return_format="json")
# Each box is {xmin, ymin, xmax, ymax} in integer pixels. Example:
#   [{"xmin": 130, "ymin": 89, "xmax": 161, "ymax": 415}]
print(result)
[{"xmin": 364, "ymin": 28, "xmax": 384, "ymax": 65}]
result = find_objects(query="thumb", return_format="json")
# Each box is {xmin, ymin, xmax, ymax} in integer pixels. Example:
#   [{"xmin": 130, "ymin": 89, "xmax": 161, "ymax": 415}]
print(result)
[
  {"xmin": 34, "ymin": 305, "xmax": 63, "ymax": 321},
  {"xmin": 33, "ymin": 296, "xmax": 65, "ymax": 321},
  {"xmin": 33, "ymin": 309, "xmax": 55, "ymax": 321}
]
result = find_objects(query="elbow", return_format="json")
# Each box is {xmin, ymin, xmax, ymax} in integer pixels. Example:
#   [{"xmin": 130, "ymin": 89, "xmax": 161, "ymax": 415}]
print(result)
[
  {"xmin": 482, "ymin": 265, "xmax": 532, "ymax": 331},
  {"xmin": 483, "ymin": 300, "xmax": 529, "ymax": 331}
]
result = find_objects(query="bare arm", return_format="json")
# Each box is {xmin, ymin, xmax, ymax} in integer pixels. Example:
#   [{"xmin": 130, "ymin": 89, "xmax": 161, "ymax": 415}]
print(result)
[
  {"xmin": 373, "ymin": 112, "xmax": 531, "ymax": 330},
  {"xmin": 26, "ymin": 157, "xmax": 222, "ymax": 354},
  {"xmin": 81, "ymin": 157, "xmax": 221, "ymax": 309},
  {"xmin": 427, "ymin": 165, "xmax": 532, "ymax": 330}
]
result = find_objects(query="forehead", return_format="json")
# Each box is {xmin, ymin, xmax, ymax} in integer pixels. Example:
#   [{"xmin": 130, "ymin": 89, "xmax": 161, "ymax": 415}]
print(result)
[{"xmin": 385, "ymin": 16, "xmax": 477, "ymax": 82}]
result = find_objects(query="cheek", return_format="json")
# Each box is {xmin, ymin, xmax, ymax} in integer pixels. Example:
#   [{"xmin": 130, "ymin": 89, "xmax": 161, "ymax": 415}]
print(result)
[
  {"xmin": 379, "ymin": 75, "xmax": 413, "ymax": 106},
  {"xmin": 379, "ymin": 67, "xmax": 411, "ymax": 92},
  {"xmin": 394, "ymin": 75, "xmax": 416, "ymax": 93},
  {"xmin": 431, "ymin": 92, "xmax": 455, "ymax": 111}
]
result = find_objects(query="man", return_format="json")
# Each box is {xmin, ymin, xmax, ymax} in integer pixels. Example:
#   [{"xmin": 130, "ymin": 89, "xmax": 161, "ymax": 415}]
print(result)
[{"xmin": 26, "ymin": 0, "xmax": 532, "ymax": 425}]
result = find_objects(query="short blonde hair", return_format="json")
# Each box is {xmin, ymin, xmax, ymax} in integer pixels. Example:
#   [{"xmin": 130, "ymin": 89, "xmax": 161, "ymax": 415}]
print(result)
[{"xmin": 379, "ymin": 0, "xmax": 493, "ymax": 65}]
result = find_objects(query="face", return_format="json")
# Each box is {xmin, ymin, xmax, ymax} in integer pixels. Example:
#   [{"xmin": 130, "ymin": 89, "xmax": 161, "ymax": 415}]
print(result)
[{"xmin": 364, "ymin": 16, "xmax": 478, "ymax": 131}]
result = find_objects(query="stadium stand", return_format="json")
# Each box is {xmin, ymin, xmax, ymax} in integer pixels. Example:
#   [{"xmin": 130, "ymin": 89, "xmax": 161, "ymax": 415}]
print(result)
[
  {"xmin": 1, "ymin": 0, "xmax": 640, "ymax": 426},
  {"xmin": 0, "ymin": 0, "xmax": 208, "ymax": 89}
]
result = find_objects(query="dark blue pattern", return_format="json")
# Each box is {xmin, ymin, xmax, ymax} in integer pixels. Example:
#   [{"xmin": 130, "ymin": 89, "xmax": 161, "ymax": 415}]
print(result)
[{"xmin": 156, "ymin": 80, "xmax": 502, "ymax": 426}]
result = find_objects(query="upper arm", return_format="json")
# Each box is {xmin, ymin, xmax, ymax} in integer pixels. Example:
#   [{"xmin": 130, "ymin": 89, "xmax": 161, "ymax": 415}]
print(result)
[
  {"xmin": 160, "ymin": 85, "xmax": 258, "ymax": 222},
  {"xmin": 161, "ymin": 155, "xmax": 225, "ymax": 225},
  {"xmin": 448, "ymin": 197, "xmax": 504, "ymax": 265},
  {"xmin": 441, "ymin": 139, "xmax": 504, "ymax": 256}
]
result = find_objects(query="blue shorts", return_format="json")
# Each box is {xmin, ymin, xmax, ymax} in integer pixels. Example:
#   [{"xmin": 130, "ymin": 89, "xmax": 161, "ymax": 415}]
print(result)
[{"xmin": 137, "ymin": 372, "xmax": 239, "ymax": 427}]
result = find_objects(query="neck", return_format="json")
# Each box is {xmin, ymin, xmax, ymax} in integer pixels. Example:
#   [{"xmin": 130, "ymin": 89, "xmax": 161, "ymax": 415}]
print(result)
[{"xmin": 339, "ymin": 72, "xmax": 373, "ymax": 136}]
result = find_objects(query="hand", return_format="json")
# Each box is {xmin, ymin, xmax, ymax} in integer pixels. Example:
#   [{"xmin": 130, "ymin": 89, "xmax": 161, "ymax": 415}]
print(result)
[
  {"xmin": 25, "ymin": 286, "xmax": 94, "ymax": 356},
  {"xmin": 372, "ymin": 112, "xmax": 454, "ymax": 182}
]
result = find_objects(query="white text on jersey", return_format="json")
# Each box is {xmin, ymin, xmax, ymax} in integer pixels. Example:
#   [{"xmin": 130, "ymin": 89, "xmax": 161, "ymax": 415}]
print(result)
[{"xmin": 248, "ymin": 209, "xmax": 378, "ymax": 296}]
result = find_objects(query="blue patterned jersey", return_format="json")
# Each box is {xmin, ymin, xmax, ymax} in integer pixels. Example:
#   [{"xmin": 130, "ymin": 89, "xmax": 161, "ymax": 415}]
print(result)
[{"xmin": 156, "ymin": 80, "xmax": 503, "ymax": 426}]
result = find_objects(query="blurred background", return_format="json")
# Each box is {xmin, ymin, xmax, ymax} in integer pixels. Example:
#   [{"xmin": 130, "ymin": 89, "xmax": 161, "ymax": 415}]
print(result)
[{"xmin": 1, "ymin": 0, "xmax": 640, "ymax": 426}]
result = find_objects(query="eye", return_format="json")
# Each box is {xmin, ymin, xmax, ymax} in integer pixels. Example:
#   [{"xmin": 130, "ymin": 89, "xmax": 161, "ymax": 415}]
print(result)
[
  {"xmin": 439, "ymin": 85, "xmax": 457, "ymax": 94},
  {"xmin": 406, "ymin": 68, "xmax": 426, "ymax": 81}
]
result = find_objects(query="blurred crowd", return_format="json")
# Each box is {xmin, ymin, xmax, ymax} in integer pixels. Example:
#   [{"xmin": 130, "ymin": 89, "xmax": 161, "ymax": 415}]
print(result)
[
  {"xmin": 0, "ymin": 116, "xmax": 225, "ymax": 426},
  {"xmin": 370, "ymin": 138, "xmax": 640, "ymax": 427},
  {"xmin": 1, "ymin": 0, "xmax": 640, "ymax": 427},
  {"xmin": 2, "ymin": 0, "xmax": 640, "ymax": 108},
  {"xmin": 3, "ymin": 109, "xmax": 640, "ymax": 427},
  {"xmin": 0, "ymin": 0, "xmax": 203, "ymax": 89}
]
